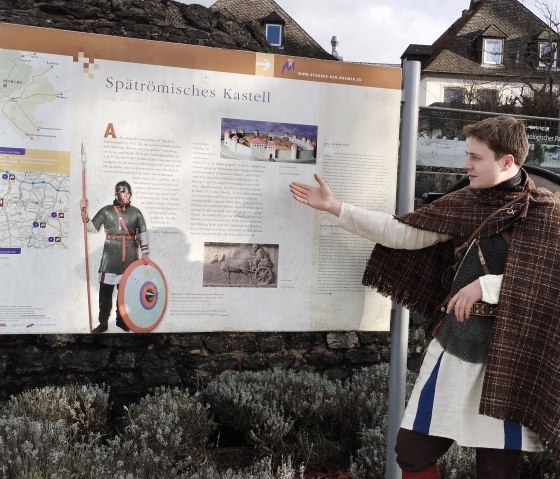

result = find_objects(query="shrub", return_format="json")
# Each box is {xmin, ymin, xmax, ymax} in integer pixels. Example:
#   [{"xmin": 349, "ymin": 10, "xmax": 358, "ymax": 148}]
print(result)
[
  {"xmin": 347, "ymin": 364, "xmax": 417, "ymax": 479},
  {"xmin": 184, "ymin": 457, "xmax": 302, "ymax": 479},
  {"xmin": 6, "ymin": 383, "xmax": 110, "ymax": 437},
  {"xmin": 0, "ymin": 416, "xmax": 199, "ymax": 479},
  {"xmin": 122, "ymin": 386, "xmax": 216, "ymax": 471},
  {"xmin": 438, "ymin": 443, "xmax": 475, "ymax": 479},
  {"xmin": 0, "ymin": 416, "xmax": 74, "ymax": 478},
  {"xmin": 203, "ymin": 369, "xmax": 346, "ymax": 468},
  {"xmin": 3, "ymin": 367, "xmax": 554, "ymax": 478},
  {"xmin": 519, "ymin": 451, "xmax": 557, "ymax": 479}
]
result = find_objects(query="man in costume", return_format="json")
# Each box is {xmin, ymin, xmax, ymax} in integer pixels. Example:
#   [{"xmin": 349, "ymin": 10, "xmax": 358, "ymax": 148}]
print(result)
[
  {"xmin": 289, "ymin": 116, "xmax": 560, "ymax": 478},
  {"xmin": 81, "ymin": 180, "xmax": 149, "ymax": 333}
]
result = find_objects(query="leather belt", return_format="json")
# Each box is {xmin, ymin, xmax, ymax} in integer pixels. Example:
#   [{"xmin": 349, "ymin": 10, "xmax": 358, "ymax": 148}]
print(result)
[
  {"xmin": 106, "ymin": 234, "xmax": 135, "ymax": 241},
  {"xmin": 470, "ymin": 302, "xmax": 496, "ymax": 317},
  {"xmin": 106, "ymin": 234, "xmax": 135, "ymax": 262}
]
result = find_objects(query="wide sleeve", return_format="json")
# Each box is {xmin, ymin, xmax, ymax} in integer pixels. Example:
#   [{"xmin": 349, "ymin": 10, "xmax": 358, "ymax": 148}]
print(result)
[
  {"xmin": 335, "ymin": 202, "xmax": 450, "ymax": 250},
  {"xmin": 90, "ymin": 207, "xmax": 105, "ymax": 232},
  {"xmin": 479, "ymin": 274, "xmax": 503, "ymax": 304}
]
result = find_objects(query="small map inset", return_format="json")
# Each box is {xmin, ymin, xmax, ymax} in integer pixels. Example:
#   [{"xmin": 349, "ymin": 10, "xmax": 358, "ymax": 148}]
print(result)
[
  {"xmin": 0, "ymin": 148, "xmax": 70, "ymax": 253},
  {"xmin": 0, "ymin": 50, "xmax": 70, "ymax": 142}
]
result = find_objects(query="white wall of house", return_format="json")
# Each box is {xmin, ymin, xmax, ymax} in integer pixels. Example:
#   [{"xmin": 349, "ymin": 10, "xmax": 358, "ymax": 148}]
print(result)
[{"xmin": 419, "ymin": 76, "xmax": 534, "ymax": 108}]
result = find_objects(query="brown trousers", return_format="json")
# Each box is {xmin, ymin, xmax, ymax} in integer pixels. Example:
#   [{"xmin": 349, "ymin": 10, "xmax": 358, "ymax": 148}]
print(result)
[{"xmin": 395, "ymin": 428, "xmax": 521, "ymax": 479}]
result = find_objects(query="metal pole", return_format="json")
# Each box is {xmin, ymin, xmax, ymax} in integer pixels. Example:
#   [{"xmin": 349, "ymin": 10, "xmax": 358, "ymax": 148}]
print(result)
[{"xmin": 385, "ymin": 60, "xmax": 421, "ymax": 479}]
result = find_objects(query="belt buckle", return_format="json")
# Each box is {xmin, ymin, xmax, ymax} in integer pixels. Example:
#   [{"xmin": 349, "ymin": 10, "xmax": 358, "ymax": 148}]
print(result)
[{"xmin": 472, "ymin": 302, "xmax": 495, "ymax": 317}]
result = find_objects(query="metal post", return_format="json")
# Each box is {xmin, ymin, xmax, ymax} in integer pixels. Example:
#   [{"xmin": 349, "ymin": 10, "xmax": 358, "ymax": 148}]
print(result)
[{"xmin": 385, "ymin": 60, "xmax": 421, "ymax": 479}]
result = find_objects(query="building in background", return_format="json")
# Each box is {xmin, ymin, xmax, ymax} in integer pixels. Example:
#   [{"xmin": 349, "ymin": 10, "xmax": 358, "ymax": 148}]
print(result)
[
  {"xmin": 210, "ymin": 0, "xmax": 334, "ymax": 60},
  {"xmin": 402, "ymin": 0, "xmax": 560, "ymax": 117}
]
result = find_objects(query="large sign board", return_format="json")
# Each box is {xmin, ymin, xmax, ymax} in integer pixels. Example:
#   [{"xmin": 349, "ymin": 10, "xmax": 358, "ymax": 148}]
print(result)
[{"xmin": 0, "ymin": 23, "xmax": 401, "ymax": 333}]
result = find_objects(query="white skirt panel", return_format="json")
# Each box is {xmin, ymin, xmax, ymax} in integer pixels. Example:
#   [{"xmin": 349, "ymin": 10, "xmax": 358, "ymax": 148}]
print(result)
[{"xmin": 401, "ymin": 339, "xmax": 543, "ymax": 451}]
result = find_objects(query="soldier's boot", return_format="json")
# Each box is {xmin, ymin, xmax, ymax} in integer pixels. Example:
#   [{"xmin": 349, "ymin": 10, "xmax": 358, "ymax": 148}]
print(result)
[
  {"xmin": 91, "ymin": 321, "xmax": 108, "ymax": 334},
  {"xmin": 115, "ymin": 291, "xmax": 129, "ymax": 332},
  {"xmin": 92, "ymin": 283, "xmax": 113, "ymax": 334},
  {"xmin": 115, "ymin": 315, "xmax": 129, "ymax": 332}
]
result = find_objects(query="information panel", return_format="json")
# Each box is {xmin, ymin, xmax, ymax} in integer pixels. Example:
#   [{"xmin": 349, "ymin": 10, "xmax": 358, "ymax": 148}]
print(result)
[{"xmin": 0, "ymin": 23, "xmax": 401, "ymax": 333}]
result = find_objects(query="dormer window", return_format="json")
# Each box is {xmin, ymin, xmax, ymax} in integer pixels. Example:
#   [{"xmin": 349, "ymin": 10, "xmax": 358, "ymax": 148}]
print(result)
[
  {"xmin": 260, "ymin": 12, "xmax": 285, "ymax": 48},
  {"xmin": 265, "ymin": 24, "xmax": 283, "ymax": 47},
  {"xmin": 475, "ymin": 25, "xmax": 506, "ymax": 66},
  {"xmin": 482, "ymin": 38, "xmax": 503, "ymax": 65},
  {"xmin": 538, "ymin": 41, "xmax": 558, "ymax": 68}
]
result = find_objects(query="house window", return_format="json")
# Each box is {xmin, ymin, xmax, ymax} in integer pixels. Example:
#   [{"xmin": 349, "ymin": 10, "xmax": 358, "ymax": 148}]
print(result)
[
  {"xmin": 444, "ymin": 87, "xmax": 465, "ymax": 104},
  {"xmin": 482, "ymin": 38, "xmax": 503, "ymax": 65},
  {"xmin": 476, "ymin": 89, "xmax": 498, "ymax": 106},
  {"xmin": 265, "ymin": 24, "xmax": 283, "ymax": 47},
  {"xmin": 539, "ymin": 41, "xmax": 557, "ymax": 68}
]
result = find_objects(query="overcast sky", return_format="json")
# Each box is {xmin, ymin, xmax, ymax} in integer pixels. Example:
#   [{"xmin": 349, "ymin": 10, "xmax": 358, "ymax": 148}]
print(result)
[{"xmin": 178, "ymin": 0, "xmax": 560, "ymax": 65}]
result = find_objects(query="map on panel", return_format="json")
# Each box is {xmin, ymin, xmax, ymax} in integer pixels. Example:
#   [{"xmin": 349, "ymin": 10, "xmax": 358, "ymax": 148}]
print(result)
[
  {"xmin": 0, "ymin": 50, "xmax": 71, "ymax": 253},
  {"xmin": 0, "ymin": 155, "xmax": 70, "ymax": 253},
  {"xmin": 0, "ymin": 50, "xmax": 69, "ymax": 140}
]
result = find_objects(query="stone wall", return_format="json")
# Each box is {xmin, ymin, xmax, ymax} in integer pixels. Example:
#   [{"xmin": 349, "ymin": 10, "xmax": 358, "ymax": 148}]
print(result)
[{"xmin": 0, "ymin": 330, "xmax": 428, "ymax": 408}]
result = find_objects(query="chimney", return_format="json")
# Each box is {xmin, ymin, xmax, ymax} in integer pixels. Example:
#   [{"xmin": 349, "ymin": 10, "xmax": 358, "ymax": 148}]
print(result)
[{"xmin": 331, "ymin": 35, "xmax": 343, "ymax": 60}]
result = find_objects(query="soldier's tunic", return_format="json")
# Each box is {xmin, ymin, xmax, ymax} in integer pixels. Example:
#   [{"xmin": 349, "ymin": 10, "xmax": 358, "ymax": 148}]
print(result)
[{"xmin": 92, "ymin": 203, "xmax": 148, "ymax": 284}]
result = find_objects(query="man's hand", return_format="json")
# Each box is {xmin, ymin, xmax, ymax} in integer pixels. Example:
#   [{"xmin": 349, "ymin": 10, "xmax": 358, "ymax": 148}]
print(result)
[
  {"xmin": 80, "ymin": 198, "xmax": 88, "ymax": 223},
  {"xmin": 289, "ymin": 173, "xmax": 342, "ymax": 217},
  {"xmin": 141, "ymin": 253, "xmax": 150, "ymax": 265},
  {"xmin": 446, "ymin": 279, "xmax": 483, "ymax": 322}
]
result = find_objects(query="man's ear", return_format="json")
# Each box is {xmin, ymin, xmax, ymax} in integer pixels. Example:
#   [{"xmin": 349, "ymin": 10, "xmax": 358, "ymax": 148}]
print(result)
[{"xmin": 501, "ymin": 153, "xmax": 515, "ymax": 170}]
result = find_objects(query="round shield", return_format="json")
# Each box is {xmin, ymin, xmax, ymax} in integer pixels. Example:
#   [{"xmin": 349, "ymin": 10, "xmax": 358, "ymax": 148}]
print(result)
[{"xmin": 117, "ymin": 258, "xmax": 168, "ymax": 333}]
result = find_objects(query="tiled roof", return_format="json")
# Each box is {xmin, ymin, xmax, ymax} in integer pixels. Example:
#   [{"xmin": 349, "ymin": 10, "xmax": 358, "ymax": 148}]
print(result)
[
  {"xmin": 210, "ymin": 0, "xmax": 334, "ymax": 60},
  {"xmin": 412, "ymin": 0, "xmax": 558, "ymax": 79},
  {"xmin": 477, "ymin": 23, "xmax": 507, "ymax": 38},
  {"xmin": 401, "ymin": 44, "xmax": 433, "ymax": 62},
  {"xmin": 402, "ymin": 44, "xmax": 433, "ymax": 56}
]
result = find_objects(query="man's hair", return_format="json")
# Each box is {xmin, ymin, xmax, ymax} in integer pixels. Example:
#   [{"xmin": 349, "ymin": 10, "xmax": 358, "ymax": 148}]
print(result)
[{"xmin": 463, "ymin": 116, "xmax": 529, "ymax": 166}]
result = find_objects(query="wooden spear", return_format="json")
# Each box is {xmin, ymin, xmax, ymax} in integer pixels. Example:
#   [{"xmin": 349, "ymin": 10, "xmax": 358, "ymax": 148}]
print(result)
[{"xmin": 81, "ymin": 143, "xmax": 93, "ymax": 332}]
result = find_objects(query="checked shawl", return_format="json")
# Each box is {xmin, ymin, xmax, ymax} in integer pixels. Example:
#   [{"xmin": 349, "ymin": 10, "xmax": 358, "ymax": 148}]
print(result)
[{"xmin": 362, "ymin": 173, "xmax": 560, "ymax": 454}]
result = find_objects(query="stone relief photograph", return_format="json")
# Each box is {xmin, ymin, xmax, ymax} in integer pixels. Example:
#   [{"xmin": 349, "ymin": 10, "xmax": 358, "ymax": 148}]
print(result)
[{"xmin": 203, "ymin": 242, "xmax": 279, "ymax": 287}]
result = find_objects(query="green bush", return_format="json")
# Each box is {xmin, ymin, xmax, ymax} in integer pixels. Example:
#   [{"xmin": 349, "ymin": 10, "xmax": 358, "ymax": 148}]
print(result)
[
  {"xmin": 6, "ymin": 383, "xmax": 110, "ymax": 437},
  {"xmin": 438, "ymin": 443, "xmax": 475, "ymax": 479},
  {"xmin": 0, "ymin": 416, "xmax": 75, "ymax": 478},
  {"xmin": 122, "ymin": 386, "xmax": 216, "ymax": 471},
  {"xmin": 203, "ymin": 369, "xmax": 346, "ymax": 468},
  {"xmin": 184, "ymin": 457, "xmax": 302, "ymax": 479},
  {"xmin": 348, "ymin": 364, "xmax": 417, "ymax": 479},
  {"xmin": 1, "ymin": 368, "xmax": 556, "ymax": 477}
]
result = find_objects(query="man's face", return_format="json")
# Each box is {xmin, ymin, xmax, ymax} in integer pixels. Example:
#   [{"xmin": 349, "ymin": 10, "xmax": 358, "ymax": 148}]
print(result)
[
  {"xmin": 116, "ymin": 190, "xmax": 131, "ymax": 205},
  {"xmin": 464, "ymin": 136, "xmax": 509, "ymax": 189}
]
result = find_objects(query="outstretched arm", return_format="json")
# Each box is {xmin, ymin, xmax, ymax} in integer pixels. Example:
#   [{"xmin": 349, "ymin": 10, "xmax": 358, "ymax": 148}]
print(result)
[
  {"xmin": 290, "ymin": 173, "xmax": 342, "ymax": 217},
  {"xmin": 290, "ymin": 174, "xmax": 449, "ymax": 249}
]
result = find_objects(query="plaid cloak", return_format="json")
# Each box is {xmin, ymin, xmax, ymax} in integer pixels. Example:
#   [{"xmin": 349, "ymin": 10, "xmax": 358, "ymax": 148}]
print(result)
[{"xmin": 362, "ymin": 172, "xmax": 560, "ymax": 454}]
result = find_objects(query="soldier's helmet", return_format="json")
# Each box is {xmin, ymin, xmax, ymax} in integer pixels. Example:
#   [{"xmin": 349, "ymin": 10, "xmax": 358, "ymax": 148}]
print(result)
[{"xmin": 115, "ymin": 180, "xmax": 132, "ymax": 195}]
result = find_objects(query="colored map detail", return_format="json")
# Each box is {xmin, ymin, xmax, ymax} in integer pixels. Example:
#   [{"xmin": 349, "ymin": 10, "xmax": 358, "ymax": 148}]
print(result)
[
  {"xmin": 0, "ymin": 50, "xmax": 69, "ymax": 141},
  {"xmin": 0, "ymin": 149, "xmax": 70, "ymax": 251}
]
